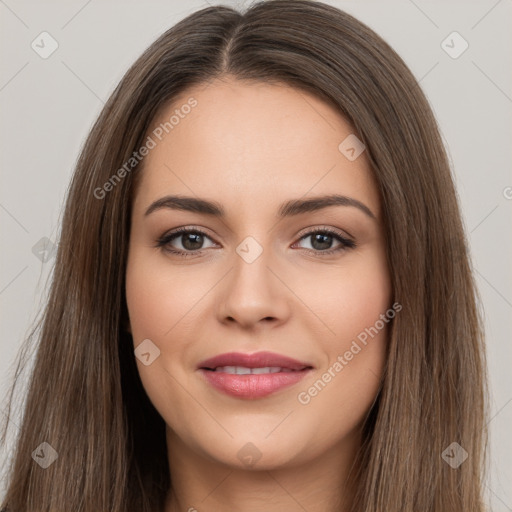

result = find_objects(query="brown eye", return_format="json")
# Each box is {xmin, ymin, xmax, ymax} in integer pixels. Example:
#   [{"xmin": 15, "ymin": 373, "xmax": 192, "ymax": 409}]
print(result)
[
  {"xmin": 310, "ymin": 232, "xmax": 335, "ymax": 250},
  {"xmin": 294, "ymin": 228, "xmax": 356, "ymax": 254},
  {"xmin": 156, "ymin": 228, "xmax": 216, "ymax": 255},
  {"xmin": 179, "ymin": 232, "xmax": 204, "ymax": 251}
]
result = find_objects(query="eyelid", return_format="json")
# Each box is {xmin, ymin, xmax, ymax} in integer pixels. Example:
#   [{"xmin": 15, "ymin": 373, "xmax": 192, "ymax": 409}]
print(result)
[
  {"xmin": 292, "ymin": 226, "xmax": 356, "ymax": 252},
  {"xmin": 156, "ymin": 225, "xmax": 356, "ymax": 256},
  {"xmin": 155, "ymin": 226, "xmax": 218, "ymax": 251},
  {"xmin": 295, "ymin": 224, "xmax": 354, "ymax": 241}
]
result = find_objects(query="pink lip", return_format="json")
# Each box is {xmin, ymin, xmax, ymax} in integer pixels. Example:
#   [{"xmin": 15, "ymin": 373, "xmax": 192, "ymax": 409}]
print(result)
[
  {"xmin": 197, "ymin": 351, "xmax": 313, "ymax": 399},
  {"xmin": 198, "ymin": 351, "xmax": 312, "ymax": 371}
]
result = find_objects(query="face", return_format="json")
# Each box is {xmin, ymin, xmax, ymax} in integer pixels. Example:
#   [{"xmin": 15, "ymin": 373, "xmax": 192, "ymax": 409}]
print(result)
[{"xmin": 125, "ymin": 76, "xmax": 392, "ymax": 470}]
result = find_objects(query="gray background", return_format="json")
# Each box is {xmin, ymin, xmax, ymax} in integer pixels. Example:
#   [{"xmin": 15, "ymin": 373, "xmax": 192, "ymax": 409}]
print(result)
[{"xmin": 1, "ymin": 0, "xmax": 511, "ymax": 508}]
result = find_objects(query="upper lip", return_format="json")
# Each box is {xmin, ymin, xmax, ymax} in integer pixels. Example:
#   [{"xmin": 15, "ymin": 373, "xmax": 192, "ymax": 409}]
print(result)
[{"xmin": 198, "ymin": 351, "xmax": 313, "ymax": 371}]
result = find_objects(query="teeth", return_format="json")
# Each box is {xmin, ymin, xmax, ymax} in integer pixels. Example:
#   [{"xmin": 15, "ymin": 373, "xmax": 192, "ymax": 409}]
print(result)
[{"xmin": 214, "ymin": 366, "xmax": 288, "ymax": 374}]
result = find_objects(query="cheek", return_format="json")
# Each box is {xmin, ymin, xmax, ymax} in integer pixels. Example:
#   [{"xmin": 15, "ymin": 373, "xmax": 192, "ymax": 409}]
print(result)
[
  {"xmin": 327, "ymin": 249, "xmax": 391, "ymax": 380},
  {"xmin": 293, "ymin": 250, "xmax": 392, "ymax": 445},
  {"xmin": 297, "ymin": 245, "xmax": 392, "ymax": 349},
  {"xmin": 125, "ymin": 249, "xmax": 206, "ymax": 434},
  {"xmin": 125, "ymin": 247, "xmax": 209, "ymax": 342}
]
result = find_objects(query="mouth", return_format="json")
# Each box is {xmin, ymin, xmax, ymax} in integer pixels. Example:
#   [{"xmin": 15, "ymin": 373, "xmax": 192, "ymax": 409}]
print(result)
[
  {"xmin": 204, "ymin": 366, "xmax": 307, "ymax": 374},
  {"xmin": 197, "ymin": 351, "xmax": 314, "ymax": 399}
]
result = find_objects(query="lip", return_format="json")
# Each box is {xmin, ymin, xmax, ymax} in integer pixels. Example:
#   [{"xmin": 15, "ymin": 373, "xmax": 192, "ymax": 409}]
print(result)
[
  {"xmin": 198, "ymin": 351, "xmax": 312, "ymax": 371},
  {"xmin": 197, "ymin": 351, "xmax": 313, "ymax": 399}
]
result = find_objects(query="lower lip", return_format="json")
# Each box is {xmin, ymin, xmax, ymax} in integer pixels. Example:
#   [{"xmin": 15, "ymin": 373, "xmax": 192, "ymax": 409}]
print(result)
[{"xmin": 198, "ymin": 369, "xmax": 311, "ymax": 399}]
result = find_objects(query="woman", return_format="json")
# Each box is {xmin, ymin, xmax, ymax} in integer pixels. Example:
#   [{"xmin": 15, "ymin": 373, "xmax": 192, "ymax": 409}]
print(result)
[{"xmin": 0, "ymin": 1, "xmax": 488, "ymax": 510}]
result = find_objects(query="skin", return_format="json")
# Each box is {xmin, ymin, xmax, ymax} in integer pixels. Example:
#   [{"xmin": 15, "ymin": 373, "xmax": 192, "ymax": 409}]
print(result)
[{"xmin": 125, "ymin": 76, "xmax": 392, "ymax": 512}]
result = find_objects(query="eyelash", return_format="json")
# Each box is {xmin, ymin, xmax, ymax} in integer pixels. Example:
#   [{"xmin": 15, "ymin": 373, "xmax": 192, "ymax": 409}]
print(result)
[{"xmin": 155, "ymin": 226, "xmax": 356, "ymax": 258}]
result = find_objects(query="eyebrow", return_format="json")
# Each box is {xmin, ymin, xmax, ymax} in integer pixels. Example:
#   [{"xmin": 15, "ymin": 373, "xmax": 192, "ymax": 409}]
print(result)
[{"xmin": 144, "ymin": 194, "xmax": 376, "ymax": 220}]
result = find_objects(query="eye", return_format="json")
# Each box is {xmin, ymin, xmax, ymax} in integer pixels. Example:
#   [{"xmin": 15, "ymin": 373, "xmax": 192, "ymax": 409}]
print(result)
[
  {"xmin": 293, "ymin": 227, "xmax": 356, "ymax": 255},
  {"xmin": 156, "ymin": 226, "xmax": 356, "ymax": 258},
  {"xmin": 155, "ymin": 227, "xmax": 216, "ymax": 256}
]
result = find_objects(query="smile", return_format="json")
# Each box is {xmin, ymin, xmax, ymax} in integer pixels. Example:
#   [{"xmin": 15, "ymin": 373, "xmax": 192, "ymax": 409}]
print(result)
[{"xmin": 197, "ymin": 351, "xmax": 314, "ymax": 399}]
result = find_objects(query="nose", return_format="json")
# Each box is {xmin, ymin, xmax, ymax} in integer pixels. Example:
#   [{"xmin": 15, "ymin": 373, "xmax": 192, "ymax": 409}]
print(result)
[{"xmin": 216, "ymin": 242, "xmax": 291, "ymax": 330}]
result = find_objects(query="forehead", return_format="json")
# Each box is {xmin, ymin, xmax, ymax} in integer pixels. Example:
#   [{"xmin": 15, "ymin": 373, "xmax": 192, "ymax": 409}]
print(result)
[{"xmin": 134, "ymin": 77, "xmax": 380, "ymax": 219}]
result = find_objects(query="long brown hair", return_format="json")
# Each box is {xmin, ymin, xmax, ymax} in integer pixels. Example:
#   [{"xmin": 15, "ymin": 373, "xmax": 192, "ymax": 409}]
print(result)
[{"xmin": 1, "ymin": 1, "xmax": 488, "ymax": 510}]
